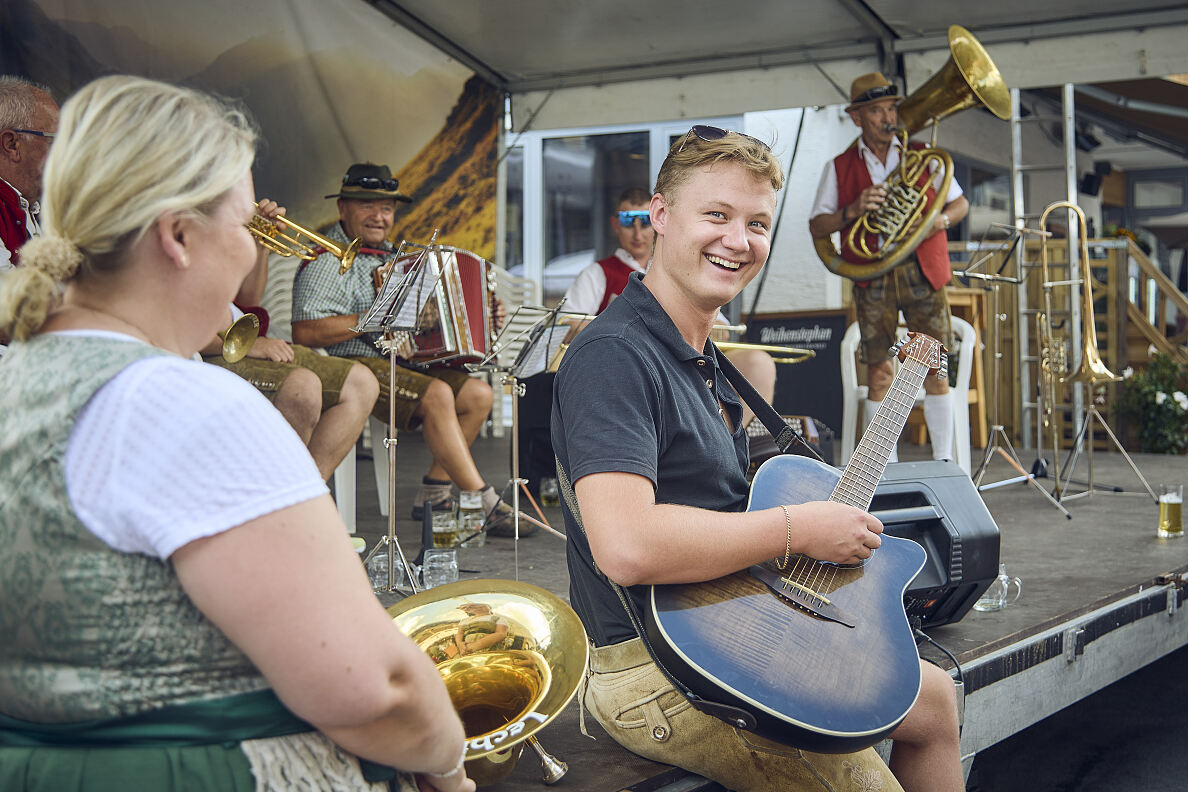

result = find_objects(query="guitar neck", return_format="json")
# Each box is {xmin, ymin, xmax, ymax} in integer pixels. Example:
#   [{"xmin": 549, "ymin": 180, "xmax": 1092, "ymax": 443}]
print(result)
[{"xmin": 832, "ymin": 359, "xmax": 930, "ymax": 510}]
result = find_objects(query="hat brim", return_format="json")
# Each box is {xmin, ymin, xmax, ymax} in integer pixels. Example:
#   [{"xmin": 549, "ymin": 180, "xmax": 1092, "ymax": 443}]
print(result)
[
  {"xmin": 326, "ymin": 188, "xmax": 412, "ymax": 202},
  {"xmin": 844, "ymin": 95, "xmax": 903, "ymax": 113}
]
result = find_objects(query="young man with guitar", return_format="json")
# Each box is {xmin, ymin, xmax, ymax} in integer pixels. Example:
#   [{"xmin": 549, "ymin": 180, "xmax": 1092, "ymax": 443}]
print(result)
[{"xmin": 552, "ymin": 126, "xmax": 962, "ymax": 791}]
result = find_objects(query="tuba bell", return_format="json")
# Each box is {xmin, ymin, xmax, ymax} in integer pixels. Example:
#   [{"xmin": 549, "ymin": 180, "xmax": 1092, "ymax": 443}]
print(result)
[
  {"xmin": 816, "ymin": 25, "xmax": 1011, "ymax": 281},
  {"xmin": 387, "ymin": 579, "xmax": 588, "ymax": 787}
]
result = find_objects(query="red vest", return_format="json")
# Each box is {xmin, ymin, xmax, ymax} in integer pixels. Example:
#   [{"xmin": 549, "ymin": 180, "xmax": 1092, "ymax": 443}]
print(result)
[
  {"xmin": 596, "ymin": 256, "xmax": 635, "ymax": 314},
  {"xmin": 834, "ymin": 142, "xmax": 951, "ymax": 290},
  {"xmin": 0, "ymin": 180, "xmax": 30, "ymax": 266}
]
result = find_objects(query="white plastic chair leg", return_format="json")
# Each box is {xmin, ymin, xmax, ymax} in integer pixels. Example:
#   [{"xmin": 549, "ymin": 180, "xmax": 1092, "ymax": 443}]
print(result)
[{"xmin": 333, "ymin": 452, "xmax": 356, "ymax": 533}]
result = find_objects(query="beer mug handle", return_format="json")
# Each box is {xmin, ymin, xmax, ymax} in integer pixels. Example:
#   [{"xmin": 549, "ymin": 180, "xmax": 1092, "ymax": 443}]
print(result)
[{"xmin": 1006, "ymin": 576, "xmax": 1022, "ymax": 604}]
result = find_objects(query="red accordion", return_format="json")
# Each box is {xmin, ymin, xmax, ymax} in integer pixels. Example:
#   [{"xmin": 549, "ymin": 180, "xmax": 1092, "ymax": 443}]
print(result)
[{"xmin": 392, "ymin": 245, "xmax": 494, "ymax": 368}]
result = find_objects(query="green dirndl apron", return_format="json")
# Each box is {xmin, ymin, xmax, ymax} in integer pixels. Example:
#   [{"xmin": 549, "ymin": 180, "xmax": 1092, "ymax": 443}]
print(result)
[{"xmin": 0, "ymin": 689, "xmax": 397, "ymax": 791}]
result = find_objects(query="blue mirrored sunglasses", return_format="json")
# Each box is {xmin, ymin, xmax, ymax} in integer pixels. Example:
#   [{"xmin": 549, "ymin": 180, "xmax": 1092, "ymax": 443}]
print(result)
[
  {"xmin": 677, "ymin": 124, "xmax": 770, "ymax": 153},
  {"xmin": 617, "ymin": 210, "xmax": 651, "ymax": 228}
]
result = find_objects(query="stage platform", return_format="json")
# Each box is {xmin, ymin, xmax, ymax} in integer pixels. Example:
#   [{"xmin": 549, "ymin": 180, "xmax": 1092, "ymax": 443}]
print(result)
[{"xmin": 348, "ymin": 427, "xmax": 1188, "ymax": 791}]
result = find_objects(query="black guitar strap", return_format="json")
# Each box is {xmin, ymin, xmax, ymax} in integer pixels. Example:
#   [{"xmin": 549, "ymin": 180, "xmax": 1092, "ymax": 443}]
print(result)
[
  {"xmin": 554, "ymin": 455, "xmax": 757, "ymax": 732},
  {"xmin": 713, "ymin": 342, "xmax": 825, "ymax": 463}
]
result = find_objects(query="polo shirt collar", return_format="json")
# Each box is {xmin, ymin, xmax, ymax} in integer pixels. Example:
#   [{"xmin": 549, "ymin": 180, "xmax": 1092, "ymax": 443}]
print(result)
[{"xmin": 618, "ymin": 272, "xmax": 720, "ymax": 366}]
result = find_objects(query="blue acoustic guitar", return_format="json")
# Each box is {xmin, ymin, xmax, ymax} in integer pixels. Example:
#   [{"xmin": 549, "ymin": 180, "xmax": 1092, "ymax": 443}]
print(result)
[{"xmin": 646, "ymin": 333, "xmax": 944, "ymax": 754}]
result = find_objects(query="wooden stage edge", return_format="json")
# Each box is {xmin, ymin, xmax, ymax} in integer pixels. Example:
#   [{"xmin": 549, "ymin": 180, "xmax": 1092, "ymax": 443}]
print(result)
[{"xmin": 360, "ymin": 437, "xmax": 1188, "ymax": 791}]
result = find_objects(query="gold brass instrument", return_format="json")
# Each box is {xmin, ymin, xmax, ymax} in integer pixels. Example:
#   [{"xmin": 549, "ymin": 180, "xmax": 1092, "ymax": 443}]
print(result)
[
  {"xmin": 1035, "ymin": 201, "xmax": 1121, "ymax": 494},
  {"xmin": 218, "ymin": 312, "xmax": 259, "ymax": 363},
  {"xmin": 816, "ymin": 24, "xmax": 1011, "ymax": 281},
  {"xmin": 388, "ymin": 579, "xmax": 587, "ymax": 787},
  {"xmin": 247, "ymin": 203, "xmax": 362, "ymax": 275},
  {"xmin": 714, "ymin": 341, "xmax": 816, "ymax": 364},
  {"xmin": 549, "ymin": 317, "xmax": 814, "ymax": 369}
]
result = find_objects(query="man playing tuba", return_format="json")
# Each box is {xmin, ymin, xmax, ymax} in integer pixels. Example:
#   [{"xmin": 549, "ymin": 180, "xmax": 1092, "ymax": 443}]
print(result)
[{"xmin": 809, "ymin": 72, "xmax": 969, "ymax": 464}]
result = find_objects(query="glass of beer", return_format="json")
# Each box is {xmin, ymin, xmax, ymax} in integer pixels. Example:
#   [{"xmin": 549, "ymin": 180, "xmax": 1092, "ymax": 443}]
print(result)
[
  {"xmin": 432, "ymin": 508, "xmax": 459, "ymax": 548},
  {"xmin": 1158, "ymin": 484, "xmax": 1183, "ymax": 539}
]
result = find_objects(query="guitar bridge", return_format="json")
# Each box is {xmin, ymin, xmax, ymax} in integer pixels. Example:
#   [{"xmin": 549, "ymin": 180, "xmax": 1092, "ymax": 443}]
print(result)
[{"xmin": 749, "ymin": 564, "xmax": 856, "ymax": 628}]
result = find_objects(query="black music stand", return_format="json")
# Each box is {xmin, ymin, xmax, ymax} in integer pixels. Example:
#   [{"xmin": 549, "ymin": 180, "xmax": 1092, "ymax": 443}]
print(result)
[
  {"xmin": 356, "ymin": 237, "xmax": 445, "ymax": 595},
  {"xmin": 961, "ymin": 224, "xmax": 1071, "ymax": 518},
  {"xmin": 470, "ymin": 303, "xmax": 570, "ymax": 577}
]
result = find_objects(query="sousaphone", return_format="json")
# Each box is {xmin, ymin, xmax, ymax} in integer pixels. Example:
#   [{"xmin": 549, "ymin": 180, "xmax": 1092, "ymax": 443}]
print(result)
[{"xmin": 816, "ymin": 25, "xmax": 1011, "ymax": 281}]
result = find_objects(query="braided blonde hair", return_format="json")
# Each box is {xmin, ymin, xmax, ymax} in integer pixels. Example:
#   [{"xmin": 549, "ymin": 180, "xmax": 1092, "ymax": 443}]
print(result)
[{"xmin": 0, "ymin": 75, "xmax": 257, "ymax": 341}]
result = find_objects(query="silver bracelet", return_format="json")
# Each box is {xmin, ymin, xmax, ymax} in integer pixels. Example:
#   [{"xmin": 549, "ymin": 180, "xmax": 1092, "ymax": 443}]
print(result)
[{"xmin": 426, "ymin": 742, "xmax": 468, "ymax": 779}]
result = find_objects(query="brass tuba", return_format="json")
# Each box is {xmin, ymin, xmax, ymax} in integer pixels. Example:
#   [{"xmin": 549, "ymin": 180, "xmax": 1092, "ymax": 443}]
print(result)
[
  {"xmin": 816, "ymin": 25, "xmax": 1011, "ymax": 281},
  {"xmin": 387, "ymin": 579, "xmax": 588, "ymax": 786},
  {"xmin": 247, "ymin": 203, "xmax": 362, "ymax": 275},
  {"xmin": 1035, "ymin": 201, "xmax": 1121, "ymax": 494}
]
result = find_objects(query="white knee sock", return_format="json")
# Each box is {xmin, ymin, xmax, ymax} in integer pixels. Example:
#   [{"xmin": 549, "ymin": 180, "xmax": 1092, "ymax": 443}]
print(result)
[
  {"xmin": 924, "ymin": 393, "xmax": 954, "ymax": 461},
  {"xmin": 865, "ymin": 398, "xmax": 898, "ymax": 463}
]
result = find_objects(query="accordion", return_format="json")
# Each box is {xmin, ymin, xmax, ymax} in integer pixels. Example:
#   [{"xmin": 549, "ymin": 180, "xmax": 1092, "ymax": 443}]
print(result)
[{"xmin": 391, "ymin": 245, "xmax": 495, "ymax": 368}]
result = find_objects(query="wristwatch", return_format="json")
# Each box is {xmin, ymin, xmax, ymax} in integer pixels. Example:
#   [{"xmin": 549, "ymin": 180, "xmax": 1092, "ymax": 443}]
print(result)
[{"xmin": 942, "ymin": 213, "xmax": 951, "ymax": 230}]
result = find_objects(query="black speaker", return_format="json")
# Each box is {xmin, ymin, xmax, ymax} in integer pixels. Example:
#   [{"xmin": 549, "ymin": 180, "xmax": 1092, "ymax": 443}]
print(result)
[{"xmin": 871, "ymin": 460, "xmax": 1001, "ymax": 629}]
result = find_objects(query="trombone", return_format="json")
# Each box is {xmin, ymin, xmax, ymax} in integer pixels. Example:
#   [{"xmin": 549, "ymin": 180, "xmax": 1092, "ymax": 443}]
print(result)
[{"xmin": 248, "ymin": 203, "xmax": 362, "ymax": 275}]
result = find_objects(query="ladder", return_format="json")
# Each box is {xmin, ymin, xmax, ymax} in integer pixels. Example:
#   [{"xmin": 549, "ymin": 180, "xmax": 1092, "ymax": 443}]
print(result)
[{"xmin": 1009, "ymin": 84, "xmax": 1081, "ymax": 448}]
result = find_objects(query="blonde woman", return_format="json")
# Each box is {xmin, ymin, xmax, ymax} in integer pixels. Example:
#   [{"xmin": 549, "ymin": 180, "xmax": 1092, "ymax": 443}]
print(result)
[{"xmin": 0, "ymin": 75, "xmax": 473, "ymax": 792}]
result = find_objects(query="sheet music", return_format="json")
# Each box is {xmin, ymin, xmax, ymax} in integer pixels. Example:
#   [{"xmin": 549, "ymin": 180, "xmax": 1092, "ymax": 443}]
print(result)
[
  {"xmin": 511, "ymin": 323, "xmax": 570, "ymax": 379},
  {"xmin": 357, "ymin": 248, "xmax": 442, "ymax": 334}
]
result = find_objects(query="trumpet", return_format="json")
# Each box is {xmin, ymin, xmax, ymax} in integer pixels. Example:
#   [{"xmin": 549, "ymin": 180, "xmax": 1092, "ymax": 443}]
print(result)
[{"xmin": 247, "ymin": 203, "xmax": 362, "ymax": 275}]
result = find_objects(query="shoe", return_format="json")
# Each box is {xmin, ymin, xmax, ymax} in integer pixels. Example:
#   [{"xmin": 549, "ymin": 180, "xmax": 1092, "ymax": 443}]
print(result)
[
  {"xmin": 484, "ymin": 500, "xmax": 538, "ymax": 537},
  {"xmin": 410, "ymin": 495, "xmax": 455, "ymax": 521}
]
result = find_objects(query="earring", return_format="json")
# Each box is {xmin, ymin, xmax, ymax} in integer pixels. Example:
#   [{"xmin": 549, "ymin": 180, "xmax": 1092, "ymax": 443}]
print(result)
[{"xmin": 180, "ymin": 252, "xmax": 190, "ymax": 269}]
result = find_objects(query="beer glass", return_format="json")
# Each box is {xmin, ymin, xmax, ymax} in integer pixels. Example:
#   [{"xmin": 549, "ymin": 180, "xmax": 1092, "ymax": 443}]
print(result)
[
  {"xmin": 420, "ymin": 548, "xmax": 460, "ymax": 589},
  {"xmin": 1158, "ymin": 484, "xmax": 1183, "ymax": 539},
  {"xmin": 973, "ymin": 564, "xmax": 1022, "ymax": 612}
]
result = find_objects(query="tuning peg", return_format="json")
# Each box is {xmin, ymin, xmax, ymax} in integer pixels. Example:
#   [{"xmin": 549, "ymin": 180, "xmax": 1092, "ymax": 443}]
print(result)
[
  {"xmin": 937, "ymin": 354, "xmax": 949, "ymax": 381},
  {"xmin": 888, "ymin": 338, "xmax": 906, "ymax": 356}
]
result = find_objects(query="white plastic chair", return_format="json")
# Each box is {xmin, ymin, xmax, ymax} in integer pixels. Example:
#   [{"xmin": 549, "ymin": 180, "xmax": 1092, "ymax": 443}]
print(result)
[
  {"xmin": 487, "ymin": 264, "xmax": 542, "ymax": 437},
  {"xmin": 839, "ymin": 315, "xmax": 976, "ymax": 475}
]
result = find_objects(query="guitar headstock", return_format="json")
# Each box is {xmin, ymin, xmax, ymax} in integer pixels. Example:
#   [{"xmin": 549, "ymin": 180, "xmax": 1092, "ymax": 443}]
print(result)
[{"xmin": 892, "ymin": 332, "xmax": 947, "ymax": 380}]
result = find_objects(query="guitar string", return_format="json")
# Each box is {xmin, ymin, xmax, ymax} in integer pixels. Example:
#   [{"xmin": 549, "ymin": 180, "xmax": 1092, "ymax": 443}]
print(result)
[{"xmin": 814, "ymin": 357, "xmax": 931, "ymax": 595}]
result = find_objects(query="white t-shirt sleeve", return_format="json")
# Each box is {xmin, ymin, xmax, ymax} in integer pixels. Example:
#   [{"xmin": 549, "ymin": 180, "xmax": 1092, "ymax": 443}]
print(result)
[
  {"xmin": 66, "ymin": 354, "xmax": 329, "ymax": 559},
  {"xmin": 562, "ymin": 262, "xmax": 608, "ymax": 316},
  {"xmin": 809, "ymin": 160, "xmax": 839, "ymax": 220}
]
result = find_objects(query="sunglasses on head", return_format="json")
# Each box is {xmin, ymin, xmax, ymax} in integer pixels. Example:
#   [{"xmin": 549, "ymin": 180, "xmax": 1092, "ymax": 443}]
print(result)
[
  {"xmin": 617, "ymin": 210, "xmax": 651, "ymax": 228},
  {"xmin": 677, "ymin": 124, "xmax": 771, "ymax": 154},
  {"xmin": 854, "ymin": 85, "xmax": 899, "ymax": 104},
  {"xmin": 344, "ymin": 176, "xmax": 399, "ymax": 191},
  {"xmin": 10, "ymin": 128, "xmax": 55, "ymax": 139}
]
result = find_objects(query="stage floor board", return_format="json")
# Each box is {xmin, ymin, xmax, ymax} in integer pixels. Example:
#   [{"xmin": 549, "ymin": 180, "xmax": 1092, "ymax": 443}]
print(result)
[{"xmin": 350, "ymin": 429, "xmax": 1188, "ymax": 791}]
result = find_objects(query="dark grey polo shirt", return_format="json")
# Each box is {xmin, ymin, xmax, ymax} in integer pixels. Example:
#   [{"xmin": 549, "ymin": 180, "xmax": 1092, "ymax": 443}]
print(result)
[{"xmin": 551, "ymin": 272, "xmax": 750, "ymax": 646}]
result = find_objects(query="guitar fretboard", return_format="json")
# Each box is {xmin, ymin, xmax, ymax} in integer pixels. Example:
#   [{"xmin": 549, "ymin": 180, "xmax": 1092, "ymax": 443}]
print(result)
[{"xmin": 831, "ymin": 358, "xmax": 930, "ymax": 510}]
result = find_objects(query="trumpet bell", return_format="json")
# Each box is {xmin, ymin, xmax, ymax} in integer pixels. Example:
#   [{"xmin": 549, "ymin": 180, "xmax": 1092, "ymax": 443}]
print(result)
[
  {"xmin": 219, "ymin": 312, "xmax": 259, "ymax": 363},
  {"xmin": 388, "ymin": 579, "xmax": 588, "ymax": 786}
]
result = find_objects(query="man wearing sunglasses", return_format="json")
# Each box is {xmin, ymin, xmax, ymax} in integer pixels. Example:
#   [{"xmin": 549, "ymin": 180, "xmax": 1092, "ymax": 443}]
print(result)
[
  {"xmin": 0, "ymin": 76, "xmax": 58, "ymax": 274},
  {"xmin": 292, "ymin": 162, "xmax": 533, "ymax": 537},
  {"xmin": 809, "ymin": 72, "xmax": 969, "ymax": 467},
  {"xmin": 563, "ymin": 187, "xmax": 656, "ymax": 316},
  {"xmin": 554, "ymin": 127, "xmax": 961, "ymax": 792}
]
